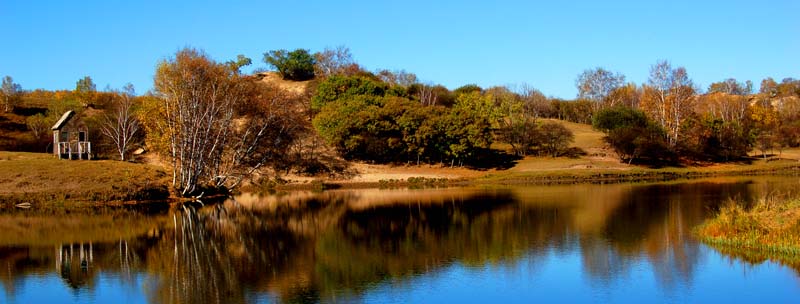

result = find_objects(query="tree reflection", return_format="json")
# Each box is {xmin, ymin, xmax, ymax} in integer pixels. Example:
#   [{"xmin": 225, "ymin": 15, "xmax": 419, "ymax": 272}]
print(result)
[{"xmin": 1, "ymin": 179, "xmax": 798, "ymax": 303}]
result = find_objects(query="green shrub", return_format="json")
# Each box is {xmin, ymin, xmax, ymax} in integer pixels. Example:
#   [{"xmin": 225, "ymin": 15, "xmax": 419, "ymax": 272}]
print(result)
[{"xmin": 263, "ymin": 49, "xmax": 316, "ymax": 81}]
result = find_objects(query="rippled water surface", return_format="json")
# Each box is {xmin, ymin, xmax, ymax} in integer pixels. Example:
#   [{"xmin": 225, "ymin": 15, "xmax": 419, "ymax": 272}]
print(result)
[{"xmin": 2, "ymin": 177, "xmax": 800, "ymax": 303}]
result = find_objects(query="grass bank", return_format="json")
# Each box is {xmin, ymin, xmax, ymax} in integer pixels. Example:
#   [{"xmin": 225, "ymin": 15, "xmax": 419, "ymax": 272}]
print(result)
[
  {"xmin": 477, "ymin": 159, "xmax": 800, "ymax": 186},
  {"xmin": 272, "ymin": 161, "xmax": 800, "ymax": 191},
  {"xmin": 695, "ymin": 194, "xmax": 800, "ymax": 261},
  {"xmin": 0, "ymin": 151, "xmax": 170, "ymax": 205}
]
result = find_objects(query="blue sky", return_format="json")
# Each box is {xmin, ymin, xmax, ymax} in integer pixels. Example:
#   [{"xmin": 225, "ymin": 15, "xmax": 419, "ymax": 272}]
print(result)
[{"xmin": 1, "ymin": 0, "xmax": 797, "ymax": 98}]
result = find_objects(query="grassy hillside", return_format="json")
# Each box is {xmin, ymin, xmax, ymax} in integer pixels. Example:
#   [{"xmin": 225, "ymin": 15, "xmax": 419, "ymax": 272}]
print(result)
[{"xmin": 0, "ymin": 151, "xmax": 170, "ymax": 205}]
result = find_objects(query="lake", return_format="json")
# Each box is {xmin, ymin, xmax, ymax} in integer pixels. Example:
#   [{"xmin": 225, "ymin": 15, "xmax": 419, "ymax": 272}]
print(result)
[{"xmin": 1, "ymin": 176, "xmax": 800, "ymax": 303}]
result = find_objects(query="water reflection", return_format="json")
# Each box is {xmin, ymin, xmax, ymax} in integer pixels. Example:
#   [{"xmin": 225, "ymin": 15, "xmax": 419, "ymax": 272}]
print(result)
[{"xmin": 1, "ymin": 177, "xmax": 799, "ymax": 303}]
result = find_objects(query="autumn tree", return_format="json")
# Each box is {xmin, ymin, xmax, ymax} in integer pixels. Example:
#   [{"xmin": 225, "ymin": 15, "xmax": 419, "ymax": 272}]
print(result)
[
  {"xmin": 695, "ymin": 93, "xmax": 749, "ymax": 123},
  {"xmin": 453, "ymin": 84, "xmax": 482, "ymax": 96},
  {"xmin": 26, "ymin": 99, "xmax": 84, "ymax": 144},
  {"xmin": 414, "ymin": 82, "xmax": 440, "ymax": 106},
  {"xmin": 75, "ymin": 75, "xmax": 96, "ymax": 93},
  {"xmin": 1, "ymin": 76, "xmax": 22, "ymax": 112},
  {"xmin": 312, "ymin": 77, "xmax": 492, "ymax": 165},
  {"xmin": 538, "ymin": 121, "xmax": 574, "ymax": 157},
  {"xmin": 640, "ymin": 60, "xmax": 696, "ymax": 148},
  {"xmin": 592, "ymin": 106, "xmax": 672, "ymax": 164},
  {"xmin": 220, "ymin": 82, "xmax": 304, "ymax": 186},
  {"xmin": 263, "ymin": 49, "xmax": 316, "ymax": 81},
  {"xmin": 314, "ymin": 45, "xmax": 355, "ymax": 78},
  {"xmin": 750, "ymin": 99, "xmax": 780, "ymax": 159},
  {"xmin": 551, "ymin": 99, "xmax": 594, "ymax": 124},
  {"xmin": 25, "ymin": 114, "xmax": 49, "ymax": 138},
  {"xmin": 707, "ymin": 78, "xmax": 752, "ymax": 95},
  {"xmin": 145, "ymin": 48, "xmax": 300, "ymax": 195},
  {"xmin": 684, "ymin": 91, "xmax": 754, "ymax": 160},
  {"xmin": 776, "ymin": 97, "xmax": 800, "ymax": 148},
  {"xmin": 492, "ymin": 85, "xmax": 548, "ymax": 156},
  {"xmin": 377, "ymin": 69, "xmax": 417, "ymax": 87},
  {"xmin": 605, "ymin": 83, "xmax": 641, "ymax": 108},
  {"xmin": 575, "ymin": 68, "xmax": 625, "ymax": 109},
  {"xmin": 311, "ymin": 75, "xmax": 388, "ymax": 111},
  {"xmin": 777, "ymin": 78, "xmax": 800, "ymax": 97},
  {"xmin": 99, "ymin": 84, "xmax": 139, "ymax": 161},
  {"xmin": 760, "ymin": 77, "xmax": 778, "ymax": 97},
  {"xmin": 454, "ymin": 90, "xmax": 499, "ymax": 123},
  {"xmin": 226, "ymin": 54, "xmax": 252, "ymax": 74}
]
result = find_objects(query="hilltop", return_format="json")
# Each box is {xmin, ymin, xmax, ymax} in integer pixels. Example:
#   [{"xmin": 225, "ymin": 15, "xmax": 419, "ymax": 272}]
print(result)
[{"xmin": 256, "ymin": 71, "xmax": 312, "ymax": 95}]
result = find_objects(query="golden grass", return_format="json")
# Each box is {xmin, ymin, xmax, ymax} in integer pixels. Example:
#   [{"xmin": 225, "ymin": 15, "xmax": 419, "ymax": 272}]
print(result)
[
  {"xmin": 695, "ymin": 194, "xmax": 800, "ymax": 257},
  {"xmin": 541, "ymin": 118, "xmax": 606, "ymax": 150},
  {"xmin": 258, "ymin": 72, "xmax": 311, "ymax": 95},
  {"xmin": 0, "ymin": 151, "xmax": 170, "ymax": 204}
]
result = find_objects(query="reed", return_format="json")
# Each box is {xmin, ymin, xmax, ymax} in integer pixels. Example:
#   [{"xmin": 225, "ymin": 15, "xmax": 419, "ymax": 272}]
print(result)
[{"xmin": 695, "ymin": 193, "xmax": 800, "ymax": 259}]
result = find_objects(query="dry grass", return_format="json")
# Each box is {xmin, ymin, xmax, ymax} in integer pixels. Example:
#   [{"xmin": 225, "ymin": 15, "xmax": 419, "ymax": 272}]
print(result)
[
  {"xmin": 0, "ymin": 151, "xmax": 170, "ymax": 204},
  {"xmin": 258, "ymin": 72, "xmax": 311, "ymax": 95},
  {"xmin": 542, "ymin": 118, "xmax": 606, "ymax": 151},
  {"xmin": 695, "ymin": 194, "xmax": 800, "ymax": 257}
]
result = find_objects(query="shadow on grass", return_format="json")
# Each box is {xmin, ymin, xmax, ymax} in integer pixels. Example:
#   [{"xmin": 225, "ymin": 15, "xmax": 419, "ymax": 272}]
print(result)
[
  {"xmin": 464, "ymin": 149, "xmax": 522, "ymax": 171},
  {"xmin": 563, "ymin": 147, "xmax": 587, "ymax": 159},
  {"xmin": 12, "ymin": 106, "xmax": 47, "ymax": 116}
]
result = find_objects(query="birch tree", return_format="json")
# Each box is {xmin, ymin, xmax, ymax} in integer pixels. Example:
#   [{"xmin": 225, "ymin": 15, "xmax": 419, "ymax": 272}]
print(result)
[
  {"xmin": 99, "ymin": 84, "xmax": 139, "ymax": 161},
  {"xmin": 416, "ymin": 82, "xmax": 439, "ymax": 106},
  {"xmin": 575, "ymin": 68, "xmax": 625, "ymax": 110},
  {"xmin": 148, "ymin": 48, "xmax": 244, "ymax": 195},
  {"xmin": 641, "ymin": 60, "xmax": 696, "ymax": 147},
  {"xmin": 314, "ymin": 46, "xmax": 355, "ymax": 78},
  {"xmin": 1, "ymin": 76, "xmax": 22, "ymax": 113},
  {"xmin": 208, "ymin": 83, "xmax": 303, "ymax": 189},
  {"xmin": 707, "ymin": 78, "xmax": 752, "ymax": 95},
  {"xmin": 146, "ymin": 48, "xmax": 300, "ymax": 195}
]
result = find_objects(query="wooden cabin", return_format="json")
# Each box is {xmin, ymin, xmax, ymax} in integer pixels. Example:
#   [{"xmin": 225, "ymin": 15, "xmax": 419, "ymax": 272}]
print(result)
[{"xmin": 52, "ymin": 110, "xmax": 92, "ymax": 160}]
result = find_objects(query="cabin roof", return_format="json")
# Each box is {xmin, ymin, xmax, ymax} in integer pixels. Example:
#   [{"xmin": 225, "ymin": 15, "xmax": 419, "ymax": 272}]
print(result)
[{"xmin": 51, "ymin": 111, "xmax": 76, "ymax": 130}]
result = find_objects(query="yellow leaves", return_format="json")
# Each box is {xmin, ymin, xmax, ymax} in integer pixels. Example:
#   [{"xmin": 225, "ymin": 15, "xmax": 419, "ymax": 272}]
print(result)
[
  {"xmin": 455, "ymin": 91, "xmax": 498, "ymax": 122},
  {"xmin": 696, "ymin": 92, "xmax": 748, "ymax": 121},
  {"xmin": 749, "ymin": 100, "xmax": 778, "ymax": 129}
]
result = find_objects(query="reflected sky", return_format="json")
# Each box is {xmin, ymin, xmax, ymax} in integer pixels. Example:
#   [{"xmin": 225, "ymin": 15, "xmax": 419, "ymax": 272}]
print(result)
[{"xmin": 362, "ymin": 247, "xmax": 800, "ymax": 304}]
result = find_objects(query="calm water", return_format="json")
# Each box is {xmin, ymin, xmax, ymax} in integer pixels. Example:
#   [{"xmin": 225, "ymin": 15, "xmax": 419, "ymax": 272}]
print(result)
[{"xmin": 2, "ymin": 177, "xmax": 800, "ymax": 303}]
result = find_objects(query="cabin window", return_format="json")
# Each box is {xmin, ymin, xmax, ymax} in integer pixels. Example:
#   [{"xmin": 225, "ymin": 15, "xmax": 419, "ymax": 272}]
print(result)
[
  {"xmin": 79, "ymin": 131, "xmax": 86, "ymax": 142},
  {"xmin": 60, "ymin": 132, "xmax": 68, "ymax": 142}
]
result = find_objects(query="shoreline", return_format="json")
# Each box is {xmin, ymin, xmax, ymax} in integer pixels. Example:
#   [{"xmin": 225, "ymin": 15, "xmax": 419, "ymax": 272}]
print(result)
[
  {"xmin": 267, "ymin": 159, "xmax": 800, "ymax": 191},
  {"xmin": 2, "ymin": 151, "xmax": 800, "ymax": 205}
]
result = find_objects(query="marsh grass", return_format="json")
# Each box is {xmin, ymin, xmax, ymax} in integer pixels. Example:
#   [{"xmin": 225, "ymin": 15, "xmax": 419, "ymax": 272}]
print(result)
[{"xmin": 695, "ymin": 192, "xmax": 800, "ymax": 260}]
